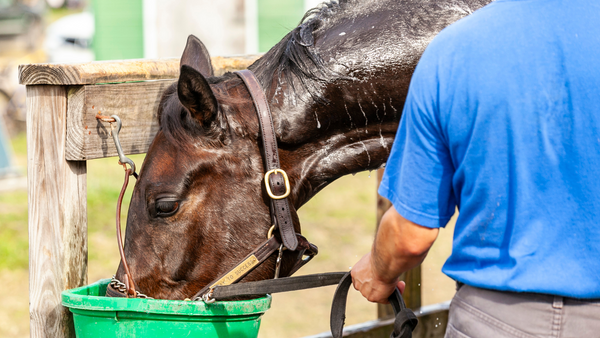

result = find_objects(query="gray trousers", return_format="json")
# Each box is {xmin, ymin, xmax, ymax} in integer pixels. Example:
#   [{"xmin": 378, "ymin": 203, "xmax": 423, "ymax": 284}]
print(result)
[{"xmin": 445, "ymin": 284, "xmax": 600, "ymax": 338}]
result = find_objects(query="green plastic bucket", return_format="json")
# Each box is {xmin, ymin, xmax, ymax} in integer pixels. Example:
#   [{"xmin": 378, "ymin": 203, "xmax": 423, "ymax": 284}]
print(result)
[{"xmin": 62, "ymin": 279, "xmax": 271, "ymax": 338}]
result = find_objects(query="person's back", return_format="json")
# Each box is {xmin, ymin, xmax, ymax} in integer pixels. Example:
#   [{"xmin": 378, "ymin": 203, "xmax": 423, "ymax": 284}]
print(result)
[{"xmin": 374, "ymin": 0, "xmax": 600, "ymax": 336}]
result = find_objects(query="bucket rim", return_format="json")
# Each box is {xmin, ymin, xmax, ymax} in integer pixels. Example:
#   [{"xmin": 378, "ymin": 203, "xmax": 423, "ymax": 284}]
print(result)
[{"xmin": 62, "ymin": 279, "xmax": 272, "ymax": 317}]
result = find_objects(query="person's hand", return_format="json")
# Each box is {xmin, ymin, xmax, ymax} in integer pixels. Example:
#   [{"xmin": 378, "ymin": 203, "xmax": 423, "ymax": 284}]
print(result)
[{"xmin": 351, "ymin": 252, "xmax": 405, "ymax": 304}]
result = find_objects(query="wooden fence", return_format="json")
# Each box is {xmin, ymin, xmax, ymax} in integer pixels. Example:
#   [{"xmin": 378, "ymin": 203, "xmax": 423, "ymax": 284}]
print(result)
[{"xmin": 20, "ymin": 57, "xmax": 449, "ymax": 338}]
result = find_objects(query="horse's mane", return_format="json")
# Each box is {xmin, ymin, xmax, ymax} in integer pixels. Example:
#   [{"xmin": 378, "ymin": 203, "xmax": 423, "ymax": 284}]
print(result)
[
  {"xmin": 249, "ymin": 0, "xmax": 349, "ymax": 104},
  {"xmin": 157, "ymin": 0, "xmax": 350, "ymax": 146}
]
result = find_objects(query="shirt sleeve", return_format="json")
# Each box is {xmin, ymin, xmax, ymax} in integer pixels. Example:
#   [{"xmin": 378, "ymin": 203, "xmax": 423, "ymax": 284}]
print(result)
[{"xmin": 378, "ymin": 50, "xmax": 456, "ymax": 228}]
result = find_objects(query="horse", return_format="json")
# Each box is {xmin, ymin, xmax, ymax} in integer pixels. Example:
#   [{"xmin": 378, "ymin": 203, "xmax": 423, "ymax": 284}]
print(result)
[{"xmin": 111, "ymin": 0, "xmax": 490, "ymax": 300}]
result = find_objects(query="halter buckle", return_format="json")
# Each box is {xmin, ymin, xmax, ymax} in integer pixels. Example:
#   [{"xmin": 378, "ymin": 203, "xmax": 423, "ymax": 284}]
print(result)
[{"xmin": 264, "ymin": 169, "xmax": 291, "ymax": 199}]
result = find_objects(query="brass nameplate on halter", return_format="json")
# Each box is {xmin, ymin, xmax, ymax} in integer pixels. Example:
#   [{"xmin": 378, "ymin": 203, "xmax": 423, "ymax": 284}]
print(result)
[{"xmin": 208, "ymin": 255, "xmax": 260, "ymax": 288}]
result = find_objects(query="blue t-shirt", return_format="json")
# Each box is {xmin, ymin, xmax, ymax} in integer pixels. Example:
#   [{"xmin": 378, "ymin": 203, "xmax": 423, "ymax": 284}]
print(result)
[{"xmin": 379, "ymin": 0, "xmax": 600, "ymax": 298}]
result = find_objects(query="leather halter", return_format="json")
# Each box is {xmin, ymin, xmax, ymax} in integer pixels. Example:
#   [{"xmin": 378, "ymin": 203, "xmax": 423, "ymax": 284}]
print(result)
[
  {"xmin": 235, "ymin": 69, "xmax": 299, "ymax": 251},
  {"xmin": 191, "ymin": 69, "xmax": 316, "ymax": 300},
  {"xmin": 107, "ymin": 69, "xmax": 317, "ymax": 299}
]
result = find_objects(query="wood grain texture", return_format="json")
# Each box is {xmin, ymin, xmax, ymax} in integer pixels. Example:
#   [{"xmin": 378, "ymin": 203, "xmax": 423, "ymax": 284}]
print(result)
[
  {"xmin": 27, "ymin": 85, "xmax": 87, "ymax": 338},
  {"xmin": 19, "ymin": 54, "xmax": 262, "ymax": 85},
  {"xmin": 376, "ymin": 169, "xmax": 422, "ymax": 319},
  {"xmin": 211, "ymin": 55, "xmax": 262, "ymax": 76},
  {"xmin": 65, "ymin": 80, "xmax": 174, "ymax": 160}
]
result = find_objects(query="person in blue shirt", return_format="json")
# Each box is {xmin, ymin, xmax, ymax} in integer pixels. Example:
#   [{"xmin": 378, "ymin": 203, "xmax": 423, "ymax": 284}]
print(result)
[{"xmin": 351, "ymin": 0, "xmax": 600, "ymax": 336}]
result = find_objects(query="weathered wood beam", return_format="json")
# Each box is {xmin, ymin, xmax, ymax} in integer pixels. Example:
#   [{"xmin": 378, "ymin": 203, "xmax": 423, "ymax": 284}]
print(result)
[
  {"xmin": 303, "ymin": 301, "xmax": 450, "ymax": 338},
  {"xmin": 18, "ymin": 54, "xmax": 261, "ymax": 85},
  {"xmin": 65, "ymin": 80, "xmax": 172, "ymax": 160},
  {"xmin": 21, "ymin": 55, "xmax": 264, "ymax": 161},
  {"xmin": 27, "ymin": 85, "xmax": 87, "ymax": 338}
]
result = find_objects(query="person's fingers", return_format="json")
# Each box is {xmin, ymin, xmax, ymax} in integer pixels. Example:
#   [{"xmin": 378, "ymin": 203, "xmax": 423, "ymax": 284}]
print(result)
[
  {"xmin": 375, "ymin": 292, "xmax": 391, "ymax": 304},
  {"xmin": 350, "ymin": 253, "xmax": 370, "ymax": 290},
  {"xmin": 350, "ymin": 252, "xmax": 401, "ymax": 304},
  {"xmin": 352, "ymin": 277, "xmax": 362, "ymax": 291},
  {"xmin": 397, "ymin": 280, "xmax": 406, "ymax": 295}
]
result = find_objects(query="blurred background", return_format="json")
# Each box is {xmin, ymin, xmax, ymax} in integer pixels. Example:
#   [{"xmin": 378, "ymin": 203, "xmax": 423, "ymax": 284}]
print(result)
[{"xmin": 0, "ymin": 1, "xmax": 457, "ymax": 337}]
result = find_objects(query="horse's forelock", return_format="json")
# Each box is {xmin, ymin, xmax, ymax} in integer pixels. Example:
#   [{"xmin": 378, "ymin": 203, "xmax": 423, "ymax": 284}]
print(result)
[
  {"xmin": 157, "ymin": 78, "xmax": 248, "ymax": 150},
  {"xmin": 157, "ymin": 84, "xmax": 189, "ymax": 145},
  {"xmin": 157, "ymin": 83, "xmax": 218, "ymax": 149}
]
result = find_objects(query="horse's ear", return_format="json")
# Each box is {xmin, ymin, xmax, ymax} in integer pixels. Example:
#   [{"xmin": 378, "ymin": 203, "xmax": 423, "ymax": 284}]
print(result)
[
  {"xmin": 180, "ymin": 35, "xmax": 214, "ymax": 78},
  {"xmin": 178, "ymin": 65, "xmax": 218, "ymax": 127}
]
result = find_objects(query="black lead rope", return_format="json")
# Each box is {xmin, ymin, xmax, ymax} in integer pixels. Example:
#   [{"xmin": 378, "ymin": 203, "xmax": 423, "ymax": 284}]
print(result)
[
  {"xmin": 211, "ymin": 271, "xmax": 418, "ymax": 338},
  {"xmin": 330, "ymin": 272, "xmax": 418, "ymax": 338},
  {"xmin": 210, "ymin": 272, "xmax": 347, "ymax": 299}
]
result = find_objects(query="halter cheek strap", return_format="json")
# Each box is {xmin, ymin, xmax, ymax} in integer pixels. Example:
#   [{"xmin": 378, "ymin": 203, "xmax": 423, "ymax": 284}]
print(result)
[
  {"xmin": 234, "ymin": 69, "xmax": 299, "ymax": 251},
  {"xmin": 191, "ymin": 69, "xmax": 321, "ymax": 301}
]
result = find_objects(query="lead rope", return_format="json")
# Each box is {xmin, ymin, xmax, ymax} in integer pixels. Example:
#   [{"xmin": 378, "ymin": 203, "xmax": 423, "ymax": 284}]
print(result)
[
  {"xmin": 96, "ymin": 114, "xmax": 146, "ymax": 298},
  {"xmin": 330, "ymin": 272, "xmax": 418, "ymax": 338},
  {"xmin": 205, "ymin": 271, "xmax": 418, "ymax": 338},
  {"xmin": 116, "ymin": 167, "xmax": 137, "ymax": 297}
]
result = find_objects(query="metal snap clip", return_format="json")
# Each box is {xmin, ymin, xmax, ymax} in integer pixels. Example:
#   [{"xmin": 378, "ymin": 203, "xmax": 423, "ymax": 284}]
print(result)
[
  {"xmin": 109, "ymin": 115, "xmax": 137, "ymax": 176},
  {"xmin": 201, "ymin": 289, "xmax": 216, "ymax": 304}
]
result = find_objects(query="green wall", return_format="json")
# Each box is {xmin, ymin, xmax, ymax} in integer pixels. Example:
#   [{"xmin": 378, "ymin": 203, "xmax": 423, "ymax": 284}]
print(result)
[
  {"xmin": 258, "ymin": 0, "xmax": 305, "ymax": 53},
  {"xmin": 92, "ymin": 0, "xmax": 144, "ymax": 61},
  {"xmin": 91, "ymin": 1, "xmax": 306, "ymax": 59}
]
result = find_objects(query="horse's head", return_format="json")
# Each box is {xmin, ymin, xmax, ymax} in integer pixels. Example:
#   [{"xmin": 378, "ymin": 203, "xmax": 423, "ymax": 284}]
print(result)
[{"xmin": 114, "ymin": 35, "xmax": 300, "ymax": 299}]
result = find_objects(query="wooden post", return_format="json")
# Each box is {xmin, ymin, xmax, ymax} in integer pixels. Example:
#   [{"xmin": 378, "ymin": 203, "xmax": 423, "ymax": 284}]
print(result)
[
  {"xmin": 27, "ymin": 85, "xmax": 87, "ymax": 338},
  {"xmin": 376, "ymin": 169, "xmax": 422, "ymax": 320}
]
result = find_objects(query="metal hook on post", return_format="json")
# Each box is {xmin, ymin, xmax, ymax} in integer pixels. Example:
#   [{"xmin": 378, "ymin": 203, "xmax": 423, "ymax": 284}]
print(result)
[
  {"xmin": 108, "ymin": 115, "xmax": 138, "ymax": 179},
  {"xmin": 95, "ymin": 113, "xmax": 138, "ymax": 178}
]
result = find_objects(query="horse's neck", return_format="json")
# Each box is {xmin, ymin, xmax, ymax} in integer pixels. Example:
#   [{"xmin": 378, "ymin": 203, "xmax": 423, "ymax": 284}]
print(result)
[
  {"xmin": 269, "ymin": 74, "xmax": 404, "ymax": 207},
  {"xmin": 246, "ymin": 0, "xmax": 494, "ymax": 207}
]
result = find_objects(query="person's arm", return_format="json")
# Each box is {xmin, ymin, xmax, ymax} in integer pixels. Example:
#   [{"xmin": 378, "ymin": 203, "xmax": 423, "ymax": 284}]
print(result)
[{"xmin": 351, "ymin": 206, "xmax": 439, "ymax": 303}]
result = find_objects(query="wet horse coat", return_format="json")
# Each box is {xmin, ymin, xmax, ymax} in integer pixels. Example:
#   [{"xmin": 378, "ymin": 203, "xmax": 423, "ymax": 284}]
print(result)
[{"xmin": 115, "ymin": 0, "xmax": 490, "ymax": 300}]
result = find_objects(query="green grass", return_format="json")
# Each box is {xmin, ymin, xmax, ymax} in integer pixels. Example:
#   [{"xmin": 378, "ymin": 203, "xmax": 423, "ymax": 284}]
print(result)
[
  {"xmin": 0, "ymin": 133, "xmax": 27, "ymax": 270},
  {"xmin": 0, "ymin": 132, "xmax": 145, "ymax": 271},
  {"xmin": 87, "ymin": 154, "xmax": 145, "ymax": 235},
  {"xmin": 0, "ymin": 192, "xmax": 28, "ymax": 269},
  {"xmin": 9, "ymin": 133, "xmax": 26, "ymax": 161}
]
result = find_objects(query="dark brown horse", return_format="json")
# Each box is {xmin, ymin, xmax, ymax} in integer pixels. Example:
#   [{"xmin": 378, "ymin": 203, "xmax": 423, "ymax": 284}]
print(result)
[{"xmin": 114, "ymin": 0, "xmax": 490, "ymax": 300}]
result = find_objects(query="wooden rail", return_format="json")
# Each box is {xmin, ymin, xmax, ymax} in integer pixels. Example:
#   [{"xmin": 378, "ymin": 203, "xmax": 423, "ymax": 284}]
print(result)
[
  {"xmin": 21, "ymin": 55, "xmax": 449, "ymax": 338},
  {"xmin": 19, "ymin": 55, "xmax": 260, "ymax": 85},
  {"xmin": 305, "ymin": 301, "xmax": 450, "ymax": 338},
  {"xmin": 20, "ymin": 55, "xmax": 261, "ymax": 162}
]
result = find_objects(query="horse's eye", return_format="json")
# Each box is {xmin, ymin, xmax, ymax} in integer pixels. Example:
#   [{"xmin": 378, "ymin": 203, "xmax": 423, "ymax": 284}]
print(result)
[{"xmin": 154, "ymin": 198, "xmax": 179, "ymax": 217}]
